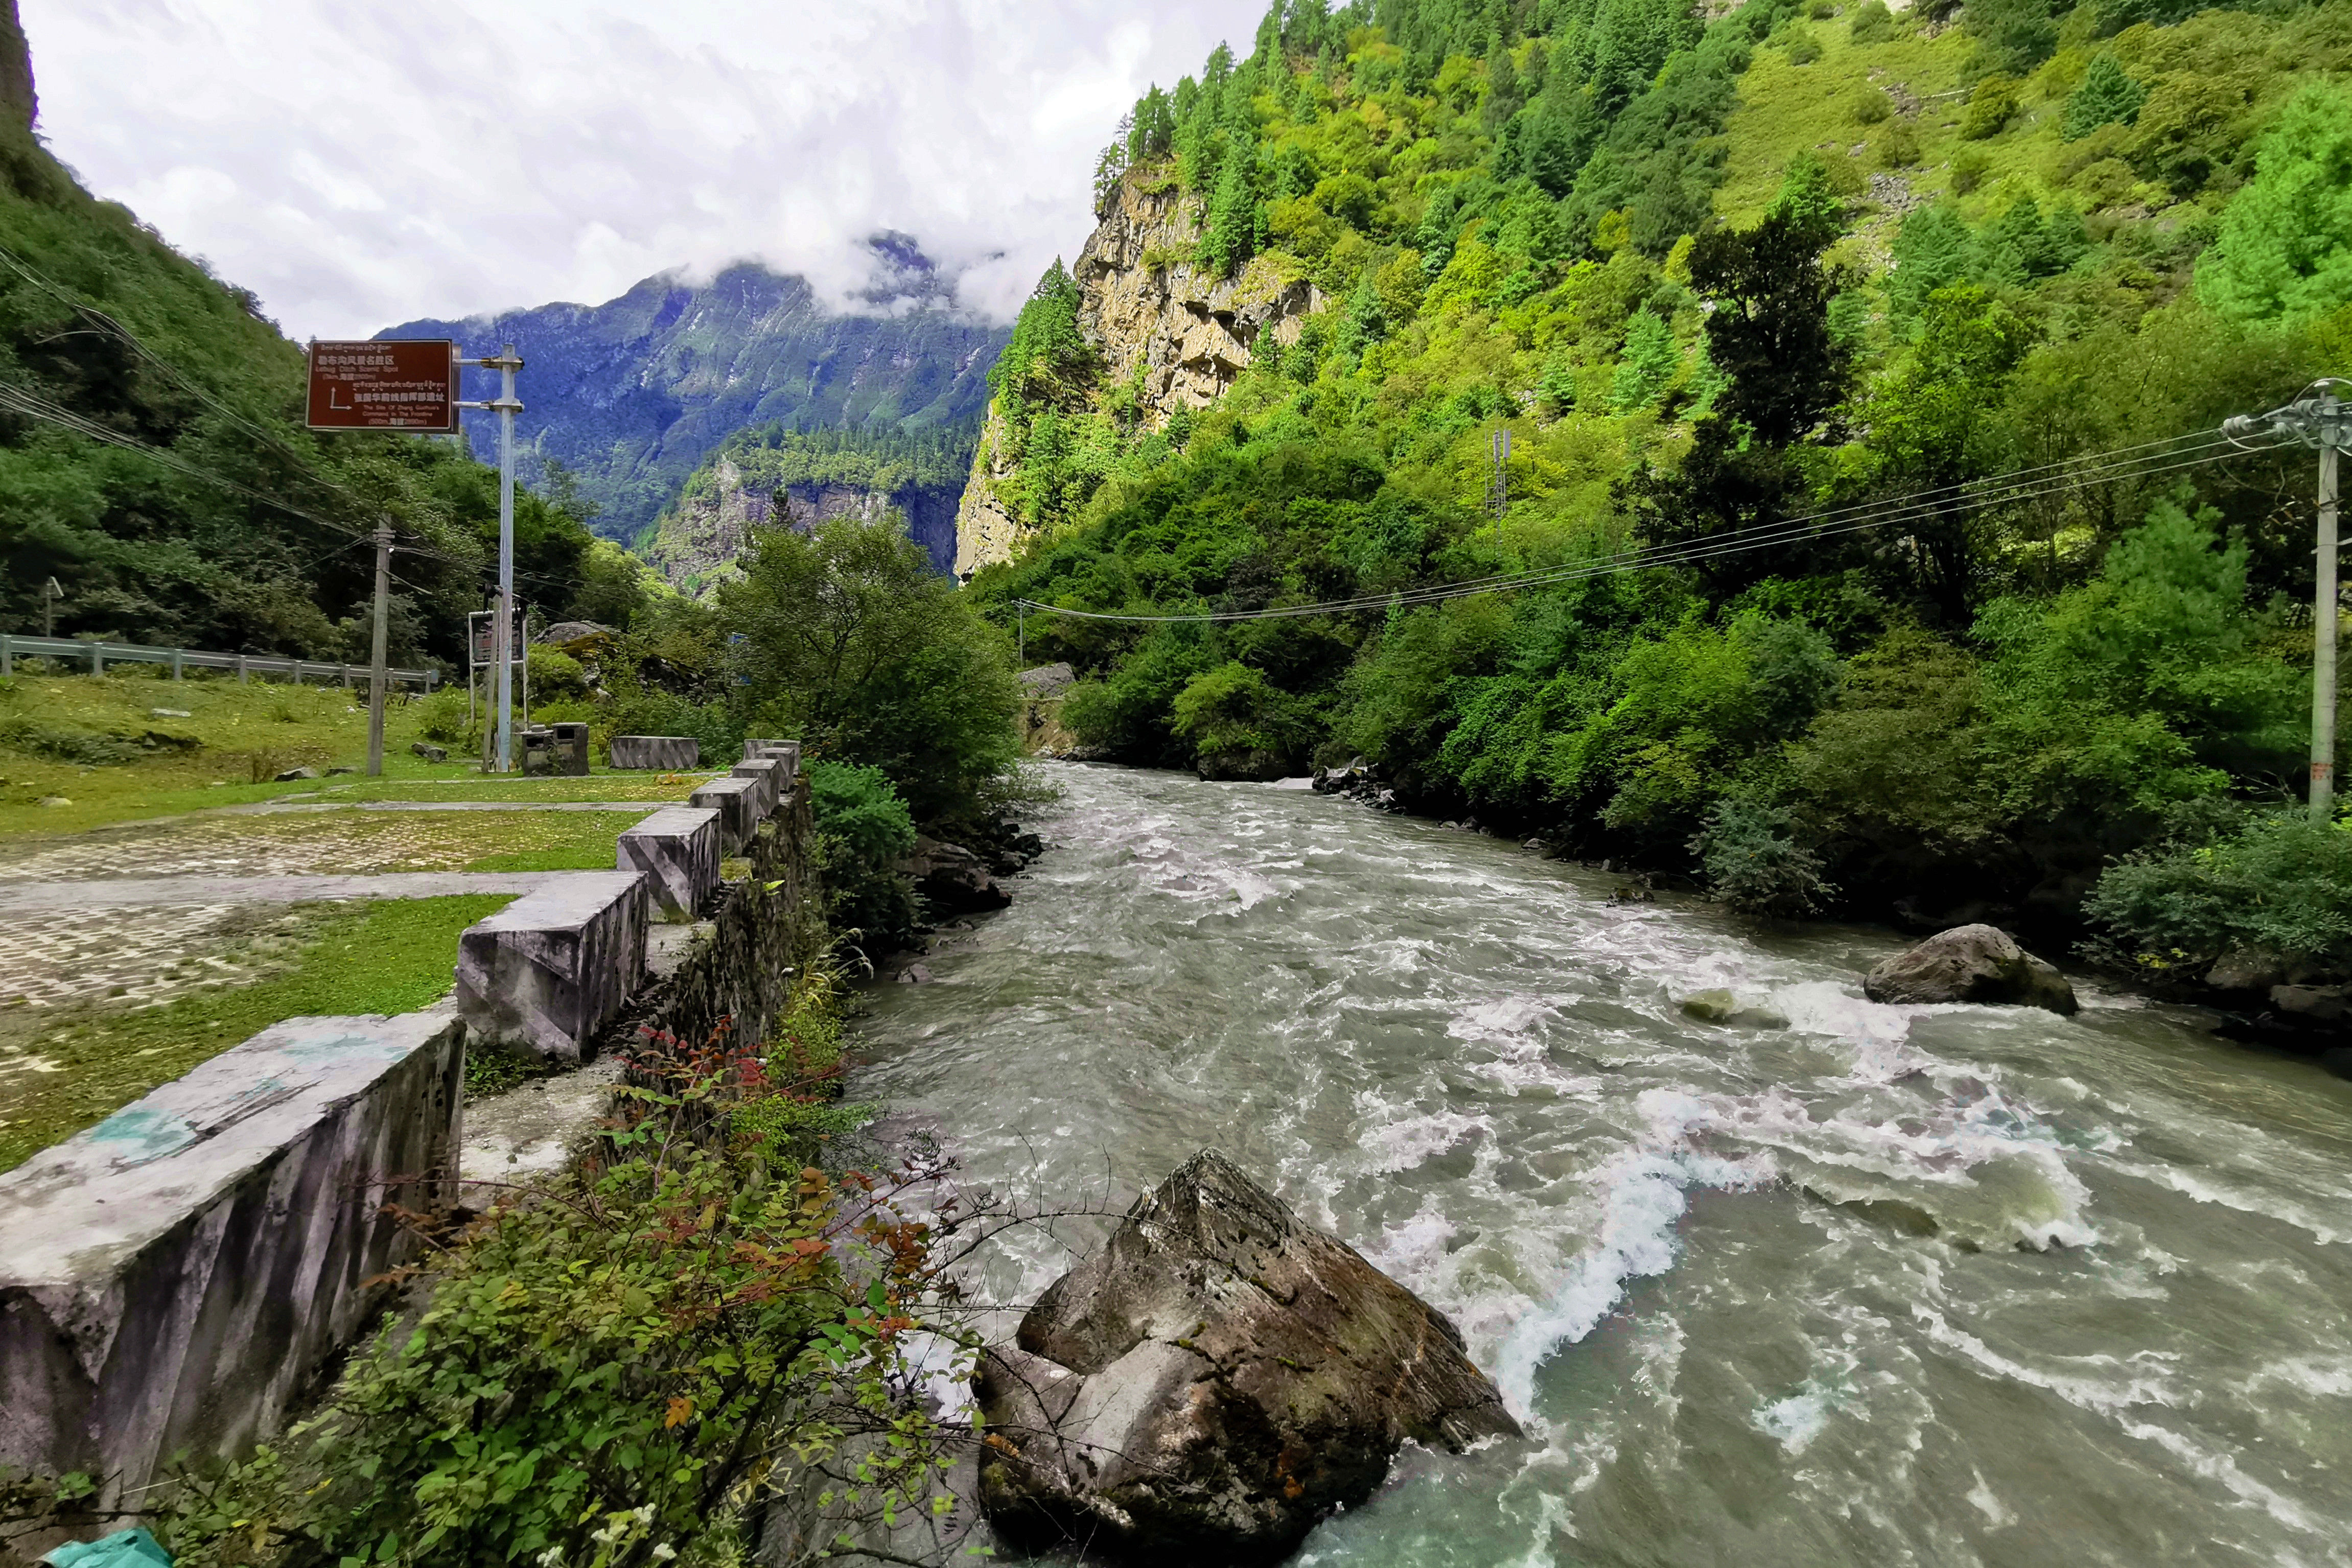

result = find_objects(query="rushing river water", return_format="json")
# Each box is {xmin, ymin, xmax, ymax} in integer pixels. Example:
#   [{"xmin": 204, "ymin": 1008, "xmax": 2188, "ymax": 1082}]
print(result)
[{"xmin": 850, "ymin": 762, "xmax": 2352, "ymax": 1565}]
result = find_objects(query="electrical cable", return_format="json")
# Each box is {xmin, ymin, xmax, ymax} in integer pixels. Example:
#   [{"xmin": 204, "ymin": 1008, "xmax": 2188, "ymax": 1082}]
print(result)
[
  {"xmin": 1012, "ymin": 429, "xmax": 2297, "ymax": 625},
  {"xmin": 1018, "ymin": 429, "xmax": 2257, "ymax": 624}
]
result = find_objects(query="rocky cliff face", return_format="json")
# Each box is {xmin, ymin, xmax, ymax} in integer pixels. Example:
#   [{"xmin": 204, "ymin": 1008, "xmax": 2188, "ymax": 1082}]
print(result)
[
  {"xmin": 952, "ymin": 174, "xmax": 1324, "ymax": 578},
  {"xmin": 647, "ymin": 457, "xmax": 961, "ymax": 596}
]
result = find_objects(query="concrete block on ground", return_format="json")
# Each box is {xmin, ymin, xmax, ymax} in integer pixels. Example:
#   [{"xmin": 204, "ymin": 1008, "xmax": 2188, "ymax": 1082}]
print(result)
[
  {"xmin": 455, "ymin": 872, "xmax": 647, "ymax": 1062},
  {"xmin": 548, "ymin": 721, "xmax": 591, "ymax": 777},
  {"xmin": 0, "ymin": 1008, "xmax": 462, "ymax": 1494},
  {"xmin": 617, "ymin": 805, "xmax": 720, "ymax": 921},
  {"xmin": 730, "ymin": 757, "xmax": 783, "ymax": 818},
  {"xmin": 610, "ymin": 735, "xmax": 700, "ymax": 770},
  {"xmin": 689, "ymin": 775, "xmax": 764, "ymax": 853}
]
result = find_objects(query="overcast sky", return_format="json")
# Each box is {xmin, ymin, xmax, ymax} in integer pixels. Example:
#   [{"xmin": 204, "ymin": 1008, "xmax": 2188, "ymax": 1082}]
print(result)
[{"xmin": 19, "ymin": 0, "xmax": 1262, "ymax": 339}]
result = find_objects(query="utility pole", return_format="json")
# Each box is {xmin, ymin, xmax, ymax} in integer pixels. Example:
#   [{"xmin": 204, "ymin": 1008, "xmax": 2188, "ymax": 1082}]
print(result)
[
  {"xmin": 1488, "ymin": 426, "xmax": 1510, "ymax": 535},
  {"xmin": 2228, "ymin": 380, "xmax": 2348, "ymax": 822},
  {"xmin": 458, "ymin": 344, "xmax": 525, "ymax": 770},
  {"xmin": 366, "ymin": 520, "xmax": 392, "ymax": 778},
  {"xmin": 1018, "ymin": 600, "xmax": 1026, "ymax": 665}
]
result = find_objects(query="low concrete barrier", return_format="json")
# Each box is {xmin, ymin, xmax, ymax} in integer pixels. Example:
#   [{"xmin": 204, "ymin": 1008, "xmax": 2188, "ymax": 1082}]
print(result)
[
  {"xmin": 455, "ymin": 872, "xmax": 648, "ymax": 1062},
  {"xmin": 743, "ymin": 738, "xmax": 802, "ymax": 782},
  {"xmin": 617, "ymin": 806, "xmax": 721, "ymax": 922},
  {"xmin": 0, "ymin": 1009, "xmax": 462, "ymax": 1494},
  {"xmin": 689, "ymin": 775, "xmax": 764, "ymax": 853},
  {"xmin": 610, "ymin": 735, "xmax": 699, "ymax": 770},
  {"xmin": 731, "ymin": 757, "xmax": 784, "ymax": 817}
]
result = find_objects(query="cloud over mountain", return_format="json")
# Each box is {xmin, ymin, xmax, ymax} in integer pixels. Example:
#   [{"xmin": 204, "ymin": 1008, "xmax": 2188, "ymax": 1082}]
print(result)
[{"xmin": 19, "ymin": 0, "xmax": 1262, "ymax": 338}]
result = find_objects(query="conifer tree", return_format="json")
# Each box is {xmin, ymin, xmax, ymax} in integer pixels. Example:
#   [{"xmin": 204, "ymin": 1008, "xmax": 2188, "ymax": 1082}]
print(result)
[
  {"xmin": 2062, "ymin": 53, "xmax": 2147, "ymax": 141},
  {"xmin": 2196, "ymin": 81, "xmax": 2352, "ymax": 325},
  {"xmin": 1612, "ymin": 310, "xmax": 1681, "ymax": 412}
]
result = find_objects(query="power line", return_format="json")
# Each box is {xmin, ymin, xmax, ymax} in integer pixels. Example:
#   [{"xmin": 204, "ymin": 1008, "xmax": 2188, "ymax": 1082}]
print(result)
[{"xmin": 1012, "ymin": 428, "xmax": 2292, "ymax": 625}]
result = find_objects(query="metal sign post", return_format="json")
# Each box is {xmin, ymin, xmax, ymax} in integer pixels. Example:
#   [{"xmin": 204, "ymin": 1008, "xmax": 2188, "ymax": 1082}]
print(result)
[
  {"xmin": 40, "ymin": 576, "xmax": 60, "ymax": 637},
  {"xmin": 458, "ymin": 345, "xmax": 526, "ymax": 771}
]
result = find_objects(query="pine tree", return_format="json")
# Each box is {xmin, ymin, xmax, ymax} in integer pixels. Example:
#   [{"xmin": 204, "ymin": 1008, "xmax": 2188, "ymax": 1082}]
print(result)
[
  {"xmin": 2196, "ymin": 81, "xmax": 2352, "ymax": 325},
  {"xmin": 1612, "ymin": 309, "xmax": 1681, "ymax": 411},
  {"xmin": 1888, "ymin": 205, "xmax": 1975, "ymax": 325},
  {"xmin": 2062, "ymin": 53, "xmax": 2147, "ymax": 141}
]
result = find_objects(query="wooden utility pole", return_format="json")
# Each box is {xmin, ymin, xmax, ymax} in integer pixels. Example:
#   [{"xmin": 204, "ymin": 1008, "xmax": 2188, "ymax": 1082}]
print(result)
[{"xmin": 366, "ymin": 521, "xmax": 392, "ymax": 778}]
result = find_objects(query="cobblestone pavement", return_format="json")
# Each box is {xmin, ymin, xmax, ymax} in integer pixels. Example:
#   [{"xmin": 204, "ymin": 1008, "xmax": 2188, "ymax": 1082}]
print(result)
[
  {"xmin": 0, "ymin": 902, "xmax": 296, "ymax": 1012},
  {"xmin": 0, "ymin": 808, "xmax": 648, "ymax": 882},
  {"xmin": 0, "ymin": 870, "xmax": 577, "ymax": 912}
]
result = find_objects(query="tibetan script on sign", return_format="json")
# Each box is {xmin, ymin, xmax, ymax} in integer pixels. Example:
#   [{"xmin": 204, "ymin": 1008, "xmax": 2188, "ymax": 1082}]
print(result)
[{"xmin": 305, "ymin": 339, "xmax": 458, "ymax": 432}]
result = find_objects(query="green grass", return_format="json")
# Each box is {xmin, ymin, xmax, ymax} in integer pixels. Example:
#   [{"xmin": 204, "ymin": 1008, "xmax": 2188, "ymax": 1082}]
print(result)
[
  {"xmin": 0, "ymin": 668, "xmax": 715, "ymax": 836},
  {"xmin": 0, "ymin": 895, "xmax": 511, "ymax": 1173}
]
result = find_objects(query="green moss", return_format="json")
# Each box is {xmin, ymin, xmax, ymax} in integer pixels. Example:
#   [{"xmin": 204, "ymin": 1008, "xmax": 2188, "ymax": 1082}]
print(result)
[{"xmin": 0, "ymin": 895, "xmax": 513, "ymax": 1173}]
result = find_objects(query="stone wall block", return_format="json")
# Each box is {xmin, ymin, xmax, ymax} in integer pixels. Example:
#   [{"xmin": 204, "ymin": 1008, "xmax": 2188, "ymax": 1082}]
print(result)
[
  {"xmin": 0, "ymin": 1009, "xmax": 463, "ymax": 1493},
  {"xmin": 455, "ymin": 872, "xmax": 648, "ymax": 1061},
  {"xmin": 618, "ymin": 806, "xmax": 721, "ymax": 922},
  {"xmin": 609, "ymin": 735, "xmax": 701, "ymax": 770},
  {"xmin": 689, "ymin": 776, "xmax": 764, "ymax": 853},
  {"xmin": 730, "ymin": 758, "xmax": 783, "ymax": 818}
]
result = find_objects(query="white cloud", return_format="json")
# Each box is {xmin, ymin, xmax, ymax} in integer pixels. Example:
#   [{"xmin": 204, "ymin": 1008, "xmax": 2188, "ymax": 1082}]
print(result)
[{"xmin": 18, "ymin": 0, "xmax": 1263, "ymax": 337}]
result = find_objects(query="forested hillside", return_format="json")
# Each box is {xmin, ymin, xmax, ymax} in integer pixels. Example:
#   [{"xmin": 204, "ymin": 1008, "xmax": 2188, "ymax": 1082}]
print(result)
[
  {"xmin": 0, "ymin": 11, "xmax": 642, "ymax": 668},
  {"xmin": 384, "ymin": 257, "xmax": 1007, "ymax": 545},
  {"xmin": 967, "ymin": 0, "xmax": 2352, "ymax": 960},
  {"xmin": 644, "ymin": 424, "xmax": 979, "ymax": 593}
]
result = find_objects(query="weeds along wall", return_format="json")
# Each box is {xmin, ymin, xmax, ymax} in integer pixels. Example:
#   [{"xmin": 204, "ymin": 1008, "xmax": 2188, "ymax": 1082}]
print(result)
[{"xmin": 635, "ymin": 778, "xmax": 828, "ymax": 1054}]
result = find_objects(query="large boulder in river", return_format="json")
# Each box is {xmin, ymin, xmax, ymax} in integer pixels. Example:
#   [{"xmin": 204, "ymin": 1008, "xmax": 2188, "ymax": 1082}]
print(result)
[
  {"xmin": 1864, "ymin": 923, "xmax": 2078, "ymax": 1015},
  {"xmin": 897, "ymin": 835, "xmax": 1010, "ymax": 914},
  {"xmin": 975, "ymin": 1151, "xmax": 1520, "ymax": 1564}
]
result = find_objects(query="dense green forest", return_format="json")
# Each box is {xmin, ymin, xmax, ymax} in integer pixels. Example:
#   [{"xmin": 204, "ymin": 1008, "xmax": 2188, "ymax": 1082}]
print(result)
[
  {"xmin": 969, "ymin": 0, "xmax": 2352, "ymax": 969},
  {"xmin": 657, "ymin": 423, "xmax": 979, "ymax": 528},
  {"xmin": 0, "ymin": 110, "xmax": 650, "ymax": 667}
]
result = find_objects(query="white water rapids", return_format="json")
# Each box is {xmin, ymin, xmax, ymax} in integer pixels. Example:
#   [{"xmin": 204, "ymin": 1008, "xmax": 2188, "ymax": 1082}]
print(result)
[{"xmin": 848, "ymin": 762, "xmax": 2352, "ymax": 1564}]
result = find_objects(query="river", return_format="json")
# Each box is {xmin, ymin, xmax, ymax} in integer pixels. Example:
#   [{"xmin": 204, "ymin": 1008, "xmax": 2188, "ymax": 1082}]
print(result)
[{"xmin": 850, "ymin": 761, "xmax": 2352, "ymax": 1564}]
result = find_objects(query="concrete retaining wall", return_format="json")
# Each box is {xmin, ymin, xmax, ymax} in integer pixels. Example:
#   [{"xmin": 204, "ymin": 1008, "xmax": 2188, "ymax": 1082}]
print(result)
[
  {"xmin": 455, "ymin": 872, "xmax": 648, "ymax": 1062},
  {"xmin": 611, "ymin": 735, "xmax": 700, "ymax": 770},
  {"xmin": 0, "ymin": 1009, "xmax": 463, "ymax": 1494},
  {"xmin": 618, "ymin": 806, "xmax": 720, "ymax": 922}
]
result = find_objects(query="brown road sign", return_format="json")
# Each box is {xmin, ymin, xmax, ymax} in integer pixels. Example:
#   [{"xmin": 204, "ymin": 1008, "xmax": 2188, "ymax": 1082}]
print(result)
[{"xmin": 306, "ymin": 339, "xmax": 458, "ymax": 432}]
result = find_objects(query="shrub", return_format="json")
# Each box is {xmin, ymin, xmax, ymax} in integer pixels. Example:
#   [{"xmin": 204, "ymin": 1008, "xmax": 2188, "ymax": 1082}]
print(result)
[
  {"xmin": 1874, "ymin": 118, "xmax": 1922, "ymax": 168},
  {"xmin": 808, "ymin": 759, "xmax": 919, "ymax": 952},
  {"xmin": 416, "ymin": 685, "xmax": 472, "ymax": 745},
  {"xmin": 2086, "ymin": 805, "xmax": 2352, "ymax": 981},
  {"xmin": 1849, "ymin": 0, "xmax": 1898, "ymax": 43},
  {"xmin": 524, "ymin": 644, "xmax": 586, "ymax": 701},
  {"xmin": 1960, "ymin": 77, "xmax": 2020, "ymax": 140},
  {"xmin": 1691, "ymin": 799, "xmax": 1838, "ymax": 918},
  {"xmin": 1782, "ymin": 25, "xmax": 1824, "ymax": 64},
  {"xmin": 1950, "ymin": 148, "xmax": 1991, "ymax": 193},
  {"xmin": 155, "ymin": 1030, "xmax": 958, "ymax": 1568},
  {"xmin": 1851, "ymin": 87, "xmax": 1895, "ymax": 125}
]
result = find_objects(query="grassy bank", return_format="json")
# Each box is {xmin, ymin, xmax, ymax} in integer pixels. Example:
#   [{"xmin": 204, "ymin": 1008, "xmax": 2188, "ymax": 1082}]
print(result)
[
  {"xmin": 0, "ymin": 894, "xmax": 511, "ymax": 1173},
  {"xmin": 0, "ymin": 668, "xmax": 713, "ymax": 836}
]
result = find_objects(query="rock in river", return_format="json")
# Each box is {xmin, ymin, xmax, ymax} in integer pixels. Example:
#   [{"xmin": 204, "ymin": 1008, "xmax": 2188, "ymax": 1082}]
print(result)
[
  {"xmin": 1865, "ymin": 923, "xmax": 2078, "ymax": 1015},
  {"xmin": 975, "ymin": 1150, "xmax": 1521, "ymax": 1563}
]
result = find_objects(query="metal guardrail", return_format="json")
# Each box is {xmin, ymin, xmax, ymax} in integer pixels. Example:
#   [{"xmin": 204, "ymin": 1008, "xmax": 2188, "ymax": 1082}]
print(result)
[{"xmin": 0, "ymin": 633, "xmax": 438, "ymax": 690}]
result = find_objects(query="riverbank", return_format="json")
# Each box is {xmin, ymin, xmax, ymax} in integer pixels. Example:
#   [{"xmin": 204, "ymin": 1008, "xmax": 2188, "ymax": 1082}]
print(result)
[{"xmin": 845, "ymin": 760, "xmax": 2352, "ymax": 1565}]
